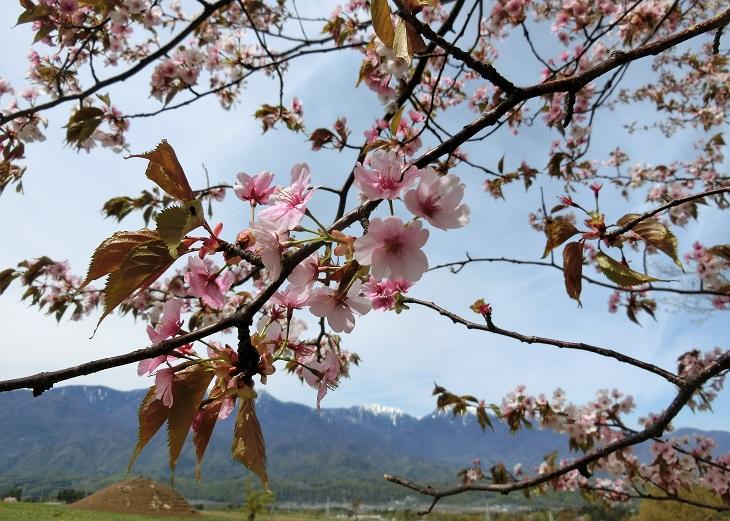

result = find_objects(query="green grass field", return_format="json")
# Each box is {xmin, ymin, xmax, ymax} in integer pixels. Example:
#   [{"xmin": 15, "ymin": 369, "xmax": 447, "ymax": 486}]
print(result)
[{"xmin": 0, "ymin": 502, "xmax": 345, "ymax": 521}]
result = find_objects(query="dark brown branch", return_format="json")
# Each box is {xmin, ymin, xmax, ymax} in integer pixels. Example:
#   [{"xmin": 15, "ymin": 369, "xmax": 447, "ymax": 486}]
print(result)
[
  {"xmin": 385, "ymin": 350, "xmax": 730, "ymax": 513},
  {"xmin": 0, "ymin": 0, "xmax": 234, "ymax": 127},
  {"xmin": 400, "ymin": 296, "xmax": 683, "ymax": 385},
  {"xmin": 428, "ymin": 255, "xmax": 730, "ymax": 297},
  {"xmin": 606, "ymin": 186, "xmax": 730, "ymax": 238}
]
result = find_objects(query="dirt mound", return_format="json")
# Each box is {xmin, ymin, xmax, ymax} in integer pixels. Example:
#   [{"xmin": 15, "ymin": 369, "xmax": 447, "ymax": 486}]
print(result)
[{"xmin": 71, "ymin": 476, "xmax": 199, "ymax": 517}]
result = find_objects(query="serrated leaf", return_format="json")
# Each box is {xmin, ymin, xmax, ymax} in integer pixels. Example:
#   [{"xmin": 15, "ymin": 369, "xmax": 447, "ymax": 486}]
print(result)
[
  {"xmin": 617, "ymin": 214, "xmax": 683, "ymax": 270},
  {"xmin": 128, "ymin": 387, "xmax": 170, "ymax": 472},
  {"xmin": 595, "ymin": 252, "xmax": 666, "ymax": 287},
  {"xmin": 81, "ymin": 229, "xmax": 159, "ymax": 289},
  {"xmin": 156, "ymin": 201, "xmax": 205, "ymax": 258},
  {"xmin": 562, "ymin": 241, "xmax": 583, "ymax": 304},
  {"xmin": 232, "ymin": 397, "xmax": 269, "ymax": 490},
  {"xmin": 389, "ymin": 106, "xmax": 404, "ymax": 135},
  {"xmin": 127, "ymin": 140, "xmax": 195, "ymax": 201},
  {"xmin": 98, "ymin": 240, "xmax": 178, "ymax": 327},
  {"xmin": 542, "ymin": 217, "xmax": 579, "ymax": 258},
  {"xmin": 167, "ymin": 366, "xmax": 215, "ymax": 475},
  {"xmin": 371, "ymin": 0, "xmax": 395, "ymax": 48},
  {"xmin": 393, "ymin": 18, "xmax": 411, "ymax": 65},
  {"xmin": 193, "ymin": 396, "xmax": 224, "ymax": 480}
]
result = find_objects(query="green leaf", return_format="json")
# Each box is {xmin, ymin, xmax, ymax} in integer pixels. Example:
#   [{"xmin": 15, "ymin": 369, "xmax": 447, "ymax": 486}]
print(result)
[
  {"xmin": 17, "ymin": 5, "xmax": 50, "ymax": 25},
  {"xmin": 81, "ymin": 229, "xmax": 159, "ymax": 289},
  {"xmin": 98, "ymin": 239, "xmax": 178, "ymax": 327},
  {"xmin": 370, "ymin": 0, "xmax": 395, "ymax": 48},
  {"xmin": 65, "ymin": 107, "xmax": 105, "ymax": 148},
  {"xmin": 617, "ymin": 214, "xmax": 683, "ymax": 270},
  {"xmin": 128, "ymin": 387, "xmax": 169, "ymax": 472},
  {"xmin": 156, "ymin": 200, "xmax": 205, "ymax": 258},
  {"xmin": 562, "ymin": 241, "xmax": 583, "ymax": 304},
  {"xmin": 542, "ymin": 217, "xmax": 579, "ymax": 258},
  {"xmin": 595, "ymin": 252, "xmax": 666, "ymax": 287},
  {"xmin": 167, "ymin": 366, "xmax": 215, "ymax": 476},
  {"xmin": 127, "ymin": 141, "xmax": 195, "ymax": 201},
  {"xmin": 393, "ymin": 18, "xmax": 411, "ymax": 65},
  {"xmin": 389, "ymin": 106, "xmax": 404, "ymax": 135},
  {"xmin": 232, "ymin": 396, "xmax": 269, "ymax": 490}
]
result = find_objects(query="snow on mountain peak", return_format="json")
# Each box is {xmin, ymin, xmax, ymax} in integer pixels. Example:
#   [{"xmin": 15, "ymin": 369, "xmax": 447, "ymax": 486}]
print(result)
[{"xmin": 359, "ymin": 404, "xmax": 407, "ymax": 424}]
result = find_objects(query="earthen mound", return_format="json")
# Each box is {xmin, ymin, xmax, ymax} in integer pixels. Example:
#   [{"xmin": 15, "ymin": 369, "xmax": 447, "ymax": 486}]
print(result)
[{"xmin": 71, "ymin": 476, "xmax": 199, "ymax": 517}]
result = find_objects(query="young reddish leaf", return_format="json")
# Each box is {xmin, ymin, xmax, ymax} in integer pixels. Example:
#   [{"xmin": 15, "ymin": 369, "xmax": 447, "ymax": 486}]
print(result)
[
  {"xmin": 127, "ymin": 141, "xmax": 195, "ymax": 201},
  {"xmin": 80, "ymin": 229, "xmax": 159, "ymax": 289},
  {"xmin": 393, "ymin": 18, "xmax": 411, "ymax": 65},
  {"xmin": 167, "ymin": 365, "xmax": 215, "ymax": 475},
  {"xmin": 155, "ymin": 200, "xmax": 205, "ymax": 258},
  {"xmin": 128, "ymin": 387, "xmax": 170, "ymax": 472},
  {"xmin": 98, "ymin": 239, "xmax": 179, "ymax": 326},
  {"xmin": 562, "ymin": 241, "xmax": 584, "ymax": 304},
  {"xmin": 617, "ymin": 214, "xmax": 683, "ymax": 270},
  {"xmin": 232, "ymin": 396, "xmax": 269, "ymax": 490},
  {"xmin": 192, "ymin": 396, "xmax": 224, "ymax": 480},
  {"xmin": 595, "ymin": 252, "xmax": 666, "ymax": 287},
  {"xmin": 371, "ymin": 0, "xmax": 395, "ymax": 48},
  {"xmin": 476, "ymin": 404, "xmax": 493, "ymax": 432},
  {"xmin": 542, "ymin": 217, "xmax": 579, "ymax": 258}
]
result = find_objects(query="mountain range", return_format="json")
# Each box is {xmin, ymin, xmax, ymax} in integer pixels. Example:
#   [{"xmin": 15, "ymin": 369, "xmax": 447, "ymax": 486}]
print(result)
[{"xmin": 1, "ymin": 385, "xmax": 727, "ymax": 506}]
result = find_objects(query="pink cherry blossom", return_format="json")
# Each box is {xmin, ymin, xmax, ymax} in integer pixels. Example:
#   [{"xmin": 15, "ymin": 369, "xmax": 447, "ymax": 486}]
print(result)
[
  {"xmin": 272, "ymin": 284, "xmax": 310, "ymax": 311},
  {"xmin": 258, "ymin": 163, "xmax": 315, "ymax": 231},
  {"xmin": 301, "ymin": 349, "xmax": 341, "ymax": 409},
  {"xmin": 146, "ymin": 299, "xmax": 183, "ymax": 344},
  {"xmin": 155, "ymin": 367, "xmax": 174, "ymax": 407},
  {"xmin": 353, "ymin": 217, "xmax": 429, "ymax": 282},
  {"xmin": 308, "ymin": 279, "xmax": 371, "ymax": 333},
  {"xmin": 288, "ymin": 252, "xmax": 319, "ymax": 289},
  {"xmin": 234, "ymin": 170, "xmax": 276, "ymax": 206},
  {"xmin": 404, "ymin": 167, "xmax": 471, "ymax": 230},
  {"xmin": 354, "ymin": 150, "xmax": 418, "ymax": 201},
  {"xmin": 184, "ymin": 256, "xmax": 234, "ymax": 310},
  {"xmin": 361, "ymin": 277, "xmax": 412, "ymax": 310},
  {"xmin": 251, "ymin": 222, "xmax": 286, "ymax": 280}
]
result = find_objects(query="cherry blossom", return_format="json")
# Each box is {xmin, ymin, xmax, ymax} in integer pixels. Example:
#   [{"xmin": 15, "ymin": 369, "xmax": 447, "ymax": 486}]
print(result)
[
  {"xmin": 354, "ymin": 150, "xmax": 418, "ymax": 201},
  {"xmin": 145, "ymin": 299, "xmax": 184, "ymax": 344},
  {"xmin": 361, "ymin": 277, "xmax": 413, "ymax": 311},
  {"xmin": 308, "ymin": 279, "xmax": 371, "ymax": 333},
  {"xmin": 404, "ymin": 167, "xmax": 471, "ymax": 230},
  {"xmin": 258, "ymin": 163, "xmax": 315, "ymax": 231},
  {"xmin": 354, "ymin": 217, "xmax": 429, "ymax": 282},
  {"xmin": 300, "ymin": 349, "xmax": 341, "ymax": 409},
  {"xmin": 184, "ymin": 256, "xmax": 235, "ymax": 310},
  {"xmin": 234, "ymin": 171, "xmax": 276, "ymax": 206}
]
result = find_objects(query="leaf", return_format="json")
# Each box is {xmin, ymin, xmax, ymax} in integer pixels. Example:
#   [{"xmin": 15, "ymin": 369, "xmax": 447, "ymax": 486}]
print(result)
[
  {"xmin": 98, "ymin": 239, "xmax": 178, "ymax": 326},
  {"xmin": 542, "ymin": 217, "xmax": 580, "ymax": 258},
  {"xmin": 389, "ymin": 106, "xmax": 404, "ymax": 135},
  {"xmin": 17, "ymin": 5, "xmax": 50, "ymax": 25},
  {"xmin": 0, "ymin": 268, "xmax": 18, "ymax": 295},
  {"xmin": 405, "ymin": 22, "xmax": 427, "ymax": 54},
  {"xmin": 167, "ymin": 366, "xmax": 215, "ymax": 475},
  {"xmin": 193, "ymin": 396, "xmax": 224, "ymax": 480},
  {"xmin": 65, "ymin": 107, "xmax": 105, "ymax": 148},
  {"xmin": 707, "ymin": 244, "xmax": 730, "ymax": 261},
  {"xmin": 127, "ymin": 141, "xmax": 195, "ymax": 201},
  {"xmin": 562, "ymin": 241, "xmax": 583, "ymax": 304},
  {"xmin": 128, "ymin": 387, "xmax": 170, "ymax": 472},
  {"xmin": 370, "ymin": 0, "xmax": 395, "ymax": 48},
  {"xmin": 156, "ymin": 201, "xmax": 205, "ymax": 258},
  {"xmin": 393, "ymin": 18, "xmax": 411, "ymax": 65},
  {"xmin": 476, "ymin": 405, "xmax": 493, "ymax": 432},
  {"xmin": 81, "ymin": 229, "xmax": 159, "ymax": 289},
  {"xmin": 595, "ymin": 252, "xmax": 666, "ymax": 287},
  {"xmin": 232, "ymin": 396, "xmax": 269, "ymax": 490},
  {"xmin": 497, "ymin": 155, "xmax": 505, "ymax": 174},
  {"xmin": 617, "ymin": 214, "xmax": 683, "ymax": 270}
]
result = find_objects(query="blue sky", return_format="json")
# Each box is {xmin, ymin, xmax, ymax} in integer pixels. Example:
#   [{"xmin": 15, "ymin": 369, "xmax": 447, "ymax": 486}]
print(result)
[{"xmin": 0, "ymin": 2, "xmax": 728, "ymax": 431}]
